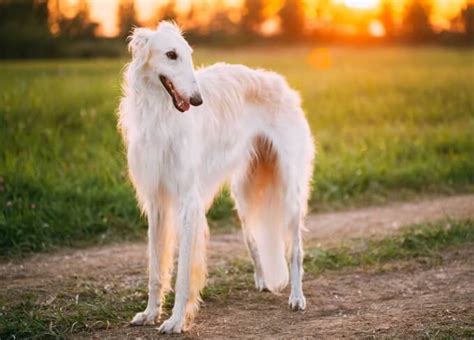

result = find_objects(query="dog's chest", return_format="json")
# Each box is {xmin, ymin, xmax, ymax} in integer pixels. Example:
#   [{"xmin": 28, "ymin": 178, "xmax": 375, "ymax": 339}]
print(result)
[{"xmin": 126, "ymin": 115, "xmax": 195, "ymax": 191}]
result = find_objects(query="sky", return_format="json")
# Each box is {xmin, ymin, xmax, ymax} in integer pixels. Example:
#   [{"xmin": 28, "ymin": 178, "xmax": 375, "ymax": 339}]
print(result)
[{"xmin": 57, "ymin": 0, "xmax": 469, "ymax": 37}]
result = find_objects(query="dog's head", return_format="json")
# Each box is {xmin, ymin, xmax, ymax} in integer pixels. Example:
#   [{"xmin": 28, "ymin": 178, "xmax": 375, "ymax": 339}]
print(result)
[{"xmin": 128, "ymin": 21, "xmax": 202, "ymax": 112}]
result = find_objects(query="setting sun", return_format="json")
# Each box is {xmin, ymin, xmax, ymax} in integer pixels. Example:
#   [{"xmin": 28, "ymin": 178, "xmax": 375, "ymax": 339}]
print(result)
[{"xmin": 50, "ymin": 0, "xmax": 470, "ymax": 37}]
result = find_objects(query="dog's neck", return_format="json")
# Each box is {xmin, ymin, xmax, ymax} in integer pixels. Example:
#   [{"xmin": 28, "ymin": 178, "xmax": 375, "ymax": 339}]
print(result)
[{"xmin": 125, "ymin": 62, "xmax": 175, "ymax": 118}]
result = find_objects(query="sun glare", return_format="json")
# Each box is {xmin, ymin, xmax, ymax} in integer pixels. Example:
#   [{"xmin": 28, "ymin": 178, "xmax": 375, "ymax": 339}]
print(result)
[
  {"xmin": 343, "ymin": 0, "xmax": 380, "ymax": 10},
  {"xmin": 62, "ymin": 0, "xmax": 468, "ymax": 37}
]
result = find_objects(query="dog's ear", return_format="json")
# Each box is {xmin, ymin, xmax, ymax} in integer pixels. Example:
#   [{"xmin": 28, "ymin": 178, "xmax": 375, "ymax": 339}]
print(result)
[{"xmin": 127, "ymin": 27, "xmax": 152, "ymax": 64}]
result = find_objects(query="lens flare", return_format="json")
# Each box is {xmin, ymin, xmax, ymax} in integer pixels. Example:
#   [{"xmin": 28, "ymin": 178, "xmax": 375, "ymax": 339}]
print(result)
[{"xmin": 369, "ymin": 20, "xmax": 385, "ymax": 37}]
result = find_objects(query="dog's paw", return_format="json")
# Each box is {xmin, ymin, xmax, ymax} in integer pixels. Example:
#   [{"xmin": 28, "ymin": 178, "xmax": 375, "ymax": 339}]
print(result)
[
  {"xmin": 254, "ymin": 273, "xmax": 269, "ymax": 292},
  {"xmin": 289, "ymin": 294, "xmax": 306, "ymax": 311},
  {"xmin": 130, "ymin": 310, "xmax": 159, "ymax": 326},
  {"xmin": 158, "ymin": 316, "xmax": 185, "ymax": 334}
]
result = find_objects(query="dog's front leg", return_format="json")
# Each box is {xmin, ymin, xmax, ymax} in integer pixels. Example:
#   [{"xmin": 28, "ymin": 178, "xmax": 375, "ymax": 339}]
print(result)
[
  {"xmin": 131, "ymin": 204, "xmax": 168, "ymax": 325},
  {"xmin": 159, "ymin": 192, "xmax": 202, "ymax": 334}
]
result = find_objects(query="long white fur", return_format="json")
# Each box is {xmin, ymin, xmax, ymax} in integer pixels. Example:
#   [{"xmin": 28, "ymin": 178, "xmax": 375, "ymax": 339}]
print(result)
[{"xmin": 118, "ymin": 21, "xmax": 315, "ymax": 334}]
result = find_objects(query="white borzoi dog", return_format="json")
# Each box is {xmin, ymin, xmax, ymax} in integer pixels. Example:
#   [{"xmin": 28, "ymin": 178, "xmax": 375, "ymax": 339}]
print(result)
[{"xmin": 118, "ymin": 21, "xmax": 315, "ymax": 334}]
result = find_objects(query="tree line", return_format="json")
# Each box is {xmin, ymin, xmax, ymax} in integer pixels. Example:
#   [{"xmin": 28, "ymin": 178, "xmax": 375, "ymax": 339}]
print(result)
[
  {"xmin": 119, "ymin": 0, "xmax": 474, "ymax": 43},
  {"xmin": 0, "ymin": 0, "xmax": 473, "ymax": 59}
]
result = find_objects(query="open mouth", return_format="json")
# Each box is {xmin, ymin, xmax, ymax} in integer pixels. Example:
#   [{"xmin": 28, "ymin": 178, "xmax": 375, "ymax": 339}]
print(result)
[{"xmin": 159, "ymin": 75, "xmax": 190, "ymax": 112}]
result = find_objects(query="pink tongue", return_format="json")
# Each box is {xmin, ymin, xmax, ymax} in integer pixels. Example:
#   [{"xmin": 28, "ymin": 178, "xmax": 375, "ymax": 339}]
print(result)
[{"xmin": 181, "ymin": 101, "xmax": 190, "ymax": 112}]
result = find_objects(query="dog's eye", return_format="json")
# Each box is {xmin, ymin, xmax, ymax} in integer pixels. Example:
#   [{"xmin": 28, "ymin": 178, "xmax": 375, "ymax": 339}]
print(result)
[{"xmin": 166, "ymin": 51, "xmax": 178, "ymax": 60}]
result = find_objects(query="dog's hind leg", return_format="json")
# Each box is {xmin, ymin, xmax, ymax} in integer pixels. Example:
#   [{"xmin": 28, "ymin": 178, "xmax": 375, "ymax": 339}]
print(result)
[
  {"xmin": 131, "ymin": 201, "xmax": 176, "ymax": 326},
  {"xmin": 277, "ymin": 155, "xmax": 311, "ymax": 311},
  {"xmin": 288, "ymin": 212, "xmax": 306, "ymax": 310},
  {"xmin": 273, "ymin": 127, "xmax": 313, "ymax": 311},
  {"xmin": 244, "ymin": 231, "xmax": 267, "ymax": 291},
  {"xmin": 232, "ymin": 185, "xmax": 266, "ymax": 291},
  {"xmin": 238, "ymin": 212, "xmax": 267, "ymax": 290}
]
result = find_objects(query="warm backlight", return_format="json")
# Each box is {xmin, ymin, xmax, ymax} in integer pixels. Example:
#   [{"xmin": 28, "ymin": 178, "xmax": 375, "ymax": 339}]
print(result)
[
  {"xmin": 343, "ymin": 0, "xmax": 380, "ymax": 9},
  {"xmin": 58, "ymin": 0, "xmax": 468, "ymax": 37}
]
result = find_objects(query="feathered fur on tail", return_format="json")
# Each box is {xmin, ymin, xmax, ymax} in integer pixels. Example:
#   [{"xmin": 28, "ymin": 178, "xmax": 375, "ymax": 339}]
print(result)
[
  {"xmin": 249, "ymin": 200, "xmax": 289, "ymax": 292},
  {"xmin": 233, "ymin": 136, "xmax": 290, "ymax": 292}
]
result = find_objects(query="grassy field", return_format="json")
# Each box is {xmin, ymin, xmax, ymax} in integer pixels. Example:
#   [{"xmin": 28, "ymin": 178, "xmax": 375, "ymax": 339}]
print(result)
[{"xmin": 1, "ymin": 47, "xmax": 473, "ymax": 256}]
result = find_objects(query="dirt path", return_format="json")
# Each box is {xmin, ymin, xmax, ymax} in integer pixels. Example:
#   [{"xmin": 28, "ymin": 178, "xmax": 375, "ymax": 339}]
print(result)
[
  {"xmin": 3, "ymin": 194, "xmax": 472, "ymax": 284},
  {"xmin": 1, "ymin": 194, "xmax": 473, "ymax": 338},
  {"xmin": 98, "ymin": 246, "xmax": 474, "ymax": 339}
]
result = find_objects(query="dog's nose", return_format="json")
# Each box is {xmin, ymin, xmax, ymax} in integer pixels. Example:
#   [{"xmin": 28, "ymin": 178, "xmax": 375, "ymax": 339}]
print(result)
[{"xmin": 190, "ymin": 93, "xmax": 203, "ymax": 107}]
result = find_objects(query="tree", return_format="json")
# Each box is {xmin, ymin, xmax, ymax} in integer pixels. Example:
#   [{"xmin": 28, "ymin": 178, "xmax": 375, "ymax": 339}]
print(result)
[
  {"xmin": 403, "ymin": 0, "xmax": 432, "ymax": 40},
  {"xmin": 186, "ymin": 2, "xmax": 197, "ymax": 24},
  {"xmin": 461, "ymin": 3, "xmax": 474, "ymax": 40},
  {"xmin": 279, "ymin": 0, "xmax": 306, "ymax": 40},
  {"xmin": 241, "ymin": 0, "xmax": 265, "ymax": 35},
  {"xmin": 380, "ymin": 0, "xmax": 395, "ymax": 38},
  {"xmin": 117, "ymin": 0, "xmax": 139, "ymax": 39},
  {"xmin": 0, "ymin": 0, "xmax": 50, "ymax": 33},
  {"xmin": 0, "ymin": 0, "xmax": 54, "ymax": 58},
  {"xmin": 0, "ymin": 0, "xmax": 49, "ymax": 28},
  {"xmin": 313, "ymin": 0, "xmax": 331, "ymax": 19},
  {"xmin": 160, "ymin": 2, "xmax": 178, "ymax": 22},
  {"xmin": 57, "ymin": 0, "xmax": 98, "ymax": 39}
]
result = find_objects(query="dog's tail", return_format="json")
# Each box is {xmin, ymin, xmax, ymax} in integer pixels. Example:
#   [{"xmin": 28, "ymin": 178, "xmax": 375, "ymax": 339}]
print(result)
[
  {"xmin": 250, "ymin": 199, "xmax": 289, "ymax": 292},
  {"xmin": 233, "ymin": 136, "xmax": 290, "ymax": 292}
]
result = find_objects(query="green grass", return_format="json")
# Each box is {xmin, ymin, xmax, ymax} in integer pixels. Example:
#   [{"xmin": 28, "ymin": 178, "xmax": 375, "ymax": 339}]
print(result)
[
  {"xmin": 304, "ymin": 218, "xmax": 474, "ymax": 274},
  {"xmin": 424, "ymin": 325, "xmax": 474, "ymax": 339},
  {"xmin": 1, "ymin": 47, "xmax": 473, "ymax": 255},
  {"xmin": 1, "ymin": 219, "xmax": 472, "ymax": 338},
  {"xmin": 0, "ymin": 287, "xmax": 146, "ymax": 337}
]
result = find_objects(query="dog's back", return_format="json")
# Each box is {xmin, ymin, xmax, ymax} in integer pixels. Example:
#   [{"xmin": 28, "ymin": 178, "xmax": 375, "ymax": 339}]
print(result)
[{"xmin": 196, "ymin": 63, "xmax": 302, "ymax": 115}]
